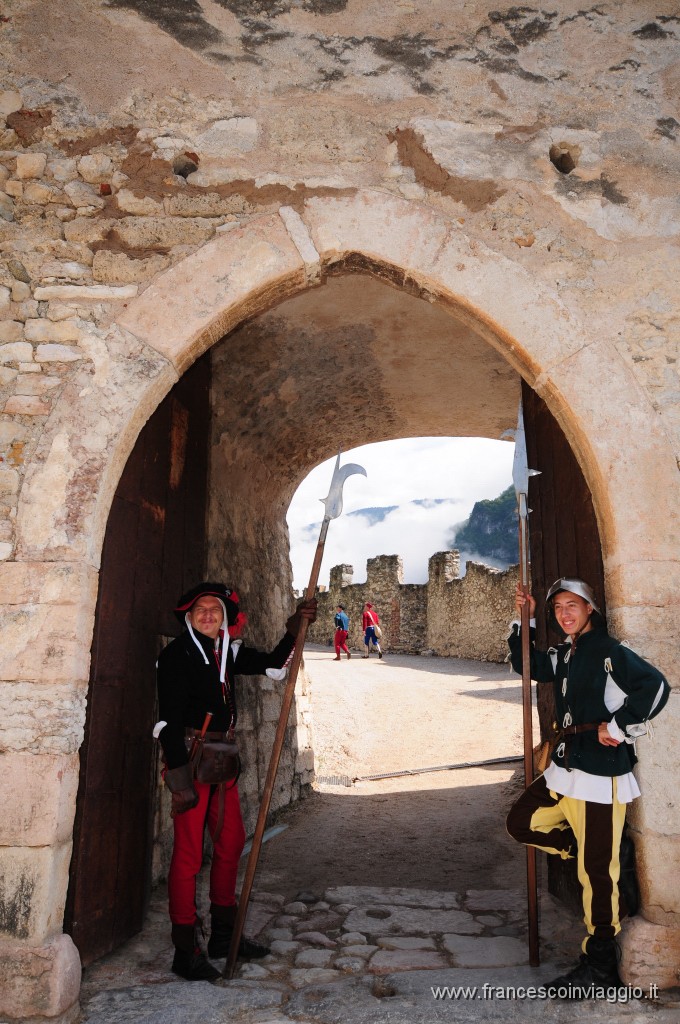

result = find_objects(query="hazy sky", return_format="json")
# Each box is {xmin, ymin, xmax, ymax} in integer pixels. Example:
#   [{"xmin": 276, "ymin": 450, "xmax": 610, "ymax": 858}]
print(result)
[{"xmin": 286, "ymin": 437, "xmax": 515, "ymax": 591}]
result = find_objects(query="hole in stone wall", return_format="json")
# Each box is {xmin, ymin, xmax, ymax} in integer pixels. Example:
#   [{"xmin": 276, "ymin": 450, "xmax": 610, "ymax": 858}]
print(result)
[
  {"xmin": 549, "ymin": 141, "xmax": 580, "ymax": 174},
  {"xmin": 172, "ymin": 152, "xmax": 199, "ymax": 178}
]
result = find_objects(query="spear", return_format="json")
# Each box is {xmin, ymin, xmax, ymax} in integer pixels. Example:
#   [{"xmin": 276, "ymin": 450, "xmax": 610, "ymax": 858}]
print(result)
[
  {"xmin": 223, "ymin": 452, "xmax": 367, "ymax": 979},
  {"xmin": 504, "ymin": 399, "xmax": 541, "ymax": 967}
]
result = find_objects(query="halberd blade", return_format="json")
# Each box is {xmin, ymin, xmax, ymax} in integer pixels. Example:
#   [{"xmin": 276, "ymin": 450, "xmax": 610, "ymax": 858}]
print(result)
[{"xmin": 320, "ymin": 452, "xmax": 367, "ymax": 520}]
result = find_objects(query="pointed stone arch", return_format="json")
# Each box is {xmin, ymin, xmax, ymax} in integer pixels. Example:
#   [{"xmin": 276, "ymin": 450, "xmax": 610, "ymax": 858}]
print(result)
[{"xmin": 18, "ymin": 191, "xmax": 678, "ymax": 595}]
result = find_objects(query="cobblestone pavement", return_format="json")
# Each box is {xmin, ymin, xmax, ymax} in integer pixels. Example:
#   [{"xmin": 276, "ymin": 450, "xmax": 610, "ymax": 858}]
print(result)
[{"xmin": 80, "ymin": 880, "xmax": 679, "ymax": 1023}]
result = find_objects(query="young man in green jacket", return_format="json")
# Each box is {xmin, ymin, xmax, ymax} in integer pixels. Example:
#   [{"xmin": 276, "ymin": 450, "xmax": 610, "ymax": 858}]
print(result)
[{"xmin": 506, "ymin": 578, "xmax": 669, "ymax": 998}]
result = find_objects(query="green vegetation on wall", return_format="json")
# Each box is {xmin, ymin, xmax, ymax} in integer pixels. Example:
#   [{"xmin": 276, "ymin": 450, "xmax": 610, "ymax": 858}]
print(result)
[{"xmin": 450, "ymin": 485, "xmax": 517, "ymax": 564}]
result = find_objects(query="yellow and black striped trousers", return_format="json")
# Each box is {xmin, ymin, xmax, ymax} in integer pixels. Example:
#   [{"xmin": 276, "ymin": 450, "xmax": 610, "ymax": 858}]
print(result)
[{"xmin": 507, "ymin": 774, "xmax": 627, "ymax": 946}]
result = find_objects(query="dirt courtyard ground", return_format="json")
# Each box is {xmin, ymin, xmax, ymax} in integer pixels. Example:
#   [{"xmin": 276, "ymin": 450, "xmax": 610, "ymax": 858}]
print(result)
[{"xmin": 252, "ymin": 645, "xmax": 541, "ymax": 900}]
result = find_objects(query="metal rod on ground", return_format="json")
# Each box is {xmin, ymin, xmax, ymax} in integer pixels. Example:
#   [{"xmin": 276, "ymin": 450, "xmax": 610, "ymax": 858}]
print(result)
[
  {"xmin": 505, "ymin": 400, "xmax": 541, "ymax": 967},
  {"xmin": 355, "ymin": 753, "xmax": 523, "ymax": 782},
  {"xmin": 224, "ymin": 453, "xmax": 366, "ymax": 980}
]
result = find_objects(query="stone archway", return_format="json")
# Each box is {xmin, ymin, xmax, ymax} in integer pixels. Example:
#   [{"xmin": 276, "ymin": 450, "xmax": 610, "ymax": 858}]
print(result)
[
  {"xmin": 4, "ymin": 190, "xmax": 678, "ymax": 1018},
  {"xmin": 17, "ymin": 191, "xmax": 678, "ymax": 588}
]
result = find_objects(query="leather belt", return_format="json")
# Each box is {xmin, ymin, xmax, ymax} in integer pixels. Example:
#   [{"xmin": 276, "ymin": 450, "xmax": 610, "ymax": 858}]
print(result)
[
  {"xmin": 561, "ymin": 722, "xmax": 600, "ymax": 736},
  {"xmin": 553, "ymin": 721, "xmax": 600, "ymax": 770},
  {"xmin": 185, "ymin": 727, "xmax": 229, "ymax": 740}
]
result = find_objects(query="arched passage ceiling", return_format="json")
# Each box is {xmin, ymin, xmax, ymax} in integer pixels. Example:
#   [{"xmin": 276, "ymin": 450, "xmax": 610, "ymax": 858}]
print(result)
[{"xmin": 211, "ymin": 273, "xmax": 519, "ymax": 505}]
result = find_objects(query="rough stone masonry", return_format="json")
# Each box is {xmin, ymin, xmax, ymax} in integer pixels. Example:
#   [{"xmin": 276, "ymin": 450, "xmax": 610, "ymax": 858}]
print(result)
[{"xmin": 0, "ymin": 1, "xmax": 679, "ymax": 1019}]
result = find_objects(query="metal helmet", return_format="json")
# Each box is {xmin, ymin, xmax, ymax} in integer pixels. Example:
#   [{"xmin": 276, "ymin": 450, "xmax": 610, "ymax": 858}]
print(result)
[
  {"xmin": 546, "ymin": 577, "xmax": 601, "ymax": 613},
  {"xmin": 545, "ymin": 577, "xmax": 604, "ymax": 635}
]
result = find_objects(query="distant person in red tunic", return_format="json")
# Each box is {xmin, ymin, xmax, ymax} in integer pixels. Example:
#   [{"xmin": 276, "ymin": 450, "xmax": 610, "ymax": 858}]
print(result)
[{"xmin": 362, "ymin": 602, "xmax": 383, "ymax": 659}]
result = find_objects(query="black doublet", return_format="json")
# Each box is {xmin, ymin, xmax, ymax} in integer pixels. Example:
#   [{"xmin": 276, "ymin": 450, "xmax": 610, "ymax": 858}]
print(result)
[
  {"xmin": 508, "ymin": 623, "xmax": 669, "ymax": 777},
  {"xmin": 157, "ymin": 628, "xmax": 295, "ymax": 769}
]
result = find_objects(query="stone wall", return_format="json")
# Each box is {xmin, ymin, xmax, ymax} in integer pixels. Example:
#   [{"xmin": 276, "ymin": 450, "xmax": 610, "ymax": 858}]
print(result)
[
  {"xmin": 427, "ymin": 554, "xmax": 520, "ymax": 662},
  {"xmin": 308, "ymin": 551, "xmax": 518, "ymax": 663},
  {"xmin": 309, "ymin": 555, "xmax": 425, "ymax": 653},
  {"xmin": 207, "ymin": 340, "xmax": 316, "ymax": 834}
]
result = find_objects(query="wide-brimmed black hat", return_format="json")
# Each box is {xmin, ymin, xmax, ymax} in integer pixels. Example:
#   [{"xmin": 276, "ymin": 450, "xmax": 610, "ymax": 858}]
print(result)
[{"xmin": 174, "ymin": 581, "xmax": 240, "ymax": 626}]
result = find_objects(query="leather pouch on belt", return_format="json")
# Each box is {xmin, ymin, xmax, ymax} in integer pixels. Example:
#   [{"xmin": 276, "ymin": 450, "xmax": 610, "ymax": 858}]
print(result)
[
  {"xmin": 534, "ymin": 721, "xmax": 559, "ymax": 776},
  {"xmin": 186, "ymin": 736, "xmax": 241, "ymax": 784}
]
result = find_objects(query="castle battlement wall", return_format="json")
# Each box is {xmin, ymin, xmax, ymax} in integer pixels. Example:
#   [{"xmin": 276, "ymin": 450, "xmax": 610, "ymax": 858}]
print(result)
[{"xmin": 308, "ymin": 551, "xmax": 518, "ymax": 663}]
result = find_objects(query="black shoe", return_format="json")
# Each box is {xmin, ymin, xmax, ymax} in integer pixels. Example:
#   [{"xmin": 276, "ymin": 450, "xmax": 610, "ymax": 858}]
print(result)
[
  {"xmin": 207, "ymin": 904, "xmax": 270, "ymax": 960},
  {"xmin": 238, "ymin": 935, "xmax": 270, "ymax": 959},
  {"xmin": 378, "ymin": 651, "xmax": 383, "ymax": 659},
  {"xmin": 207, "ymin": 931, "xmax": 270, "ymax": 960},
  {"xmin": 549, "ymin": 940, "xmax": 621, "ymax": 999},
  {"xmin": 171, "ymin": 947, "xmax": 221, "ymax": 982}
]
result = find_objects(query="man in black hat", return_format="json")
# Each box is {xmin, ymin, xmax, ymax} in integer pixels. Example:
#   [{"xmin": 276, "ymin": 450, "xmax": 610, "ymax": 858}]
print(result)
[
  {"xmin": 506, "ymin": 578, "xmax": 669, "ymax": 998},
  {"xmin": 156, "ymin": 581, "xmax": 316, "ymax": 981}
]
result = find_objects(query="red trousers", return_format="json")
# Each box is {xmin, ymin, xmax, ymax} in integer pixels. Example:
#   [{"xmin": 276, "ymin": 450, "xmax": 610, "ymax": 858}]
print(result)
[
  {"xmin": 334, "ymin": 628, "xmax": 349, "ymax": 655},
  {"xmin": 168, "ymin": 779, "xmax": 245, "ymax": 925}
]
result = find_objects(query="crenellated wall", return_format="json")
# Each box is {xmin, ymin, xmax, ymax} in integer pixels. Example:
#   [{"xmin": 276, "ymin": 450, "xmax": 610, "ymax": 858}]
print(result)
[{"xmin": 307, "ymin": 551, "xmax": 519, "ymax": 663}]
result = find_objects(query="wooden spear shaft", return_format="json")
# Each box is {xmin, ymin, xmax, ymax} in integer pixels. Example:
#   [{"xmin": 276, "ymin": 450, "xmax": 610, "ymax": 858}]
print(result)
[
  {"xmin": 518, "ymin": 500, "xmax": 540, "ymax": 967},
  {"xmin": 223, "ymin": 519, "xmax": 329, "ymax": 980}
]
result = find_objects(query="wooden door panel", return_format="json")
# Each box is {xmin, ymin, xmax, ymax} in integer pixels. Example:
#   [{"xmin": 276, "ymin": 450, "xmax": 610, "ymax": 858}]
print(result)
[
  {"xmin": 90, "ymin": 497, "xmax": 139, "ymax": 669},
  {"xmin": 522, "ymin": 381, "xmax": 605, "ymax": 649},
  {"xmin": 65, "ymin": 354, "xmax": 210, "ymax": 964},
  {"xmin": 522, "ymin": 380, "xmax": 605, "ymax": 912},
  {"xmin": 81, "ymin": 684, "xmax": 124, "ymax": 792}
]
